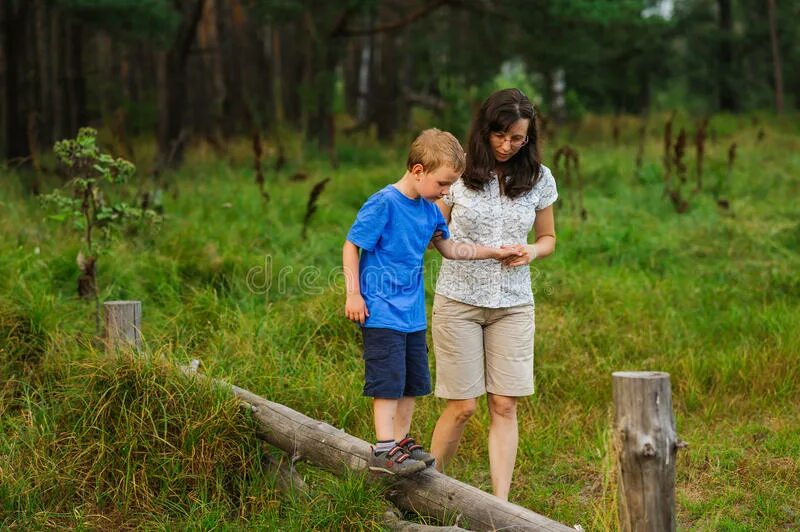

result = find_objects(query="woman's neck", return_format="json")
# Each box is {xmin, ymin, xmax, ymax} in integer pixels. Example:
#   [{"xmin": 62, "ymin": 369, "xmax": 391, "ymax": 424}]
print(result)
[
  {"xmin": 494, "ymin": 161, "xmax": 509, "ymax": 175},
  {"xmin": 494, "ymin": 165, "xmax": 509, "ymax": 194}
]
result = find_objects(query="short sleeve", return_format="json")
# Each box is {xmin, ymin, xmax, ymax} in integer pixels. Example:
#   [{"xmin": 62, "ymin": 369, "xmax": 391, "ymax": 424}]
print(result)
[
  {"xmin": 432, "ymin": 203, "xmax": 450, "ymax": 240},
  {"xmin": 346, "ymin": 194, "xmax": 388, "ymax": 251},
  {"xmin": 535, "ymin": 166, "xmax": 558, "ymax": 211},
  {"xmin": 441, "ymin": 181, "xmax": 458, "ymax": 207}
]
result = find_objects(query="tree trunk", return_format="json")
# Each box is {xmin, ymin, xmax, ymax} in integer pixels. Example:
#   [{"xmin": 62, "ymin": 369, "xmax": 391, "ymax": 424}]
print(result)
[
  {"xmin": 766, "ymin": 0, "xmax": 784, "ymax": 114},
  {"xmin": 25, "ymin": 2, "xmax": 41, "ymax": 168},
  {"xmin": 342, "ymin": 8, "xmax": 374, "ymax": 123},
  {"xmin": 34, "ymin": 0, "xmax": 51, "ymax": 147},
  {"xmin": 373, "ymin": 30, "xmax": 402, "ymax": 141},
  {"xmin": 51, "ymin": 13, "xmax": 67, "ymax": 141},
  {"xmin": 308, "ymin": 43, "xmax": 338, "ymax": 153},
  {"xmin": 269, "ymin": 25, "xmax": 285, "ymax": 125},
  {"xmin": 229, "ymin": 0, "xmax": 257, "ymax": 130},
  {"xmin": 185, "ymin": 366, "xmax": 573, "ymax": 532},
  {"xmin": 156, "ymin": 0, "xmax": 206, "ymax": 170},
  {"xmin": 253, "ymin": 26, "xmax": 275, "ymax": 132},
  {"xmin": 343, "ymin": 39, "xmax": 361, "ymax": 117},
  {"xmin": 65, "ymin": 20, "xmax": 88, "ymax": 136},
  {"xmin": 357, "ymin": 35, "xmax": 373, "ymax": 124},
  {"xmin": 280, "ymin": 20, "xmax": 303, "ymax": 128},
  {"xmin": 216, "ymin": 0, "xmax": 240, "ymax": 135},
  {"xmin": 2, "ymin": 0, "xmax": 31, "ymax": 160},
  {"xmin": 716, "ymin": 0, "xmax": 737, "ymax": 111},
  {"xmin": 0, "ymin": 5, "xmax": 4, "ymax": 154},
  {"xmin": 96, "ymin": 32, "xmax": 113, "ymax": 124}
]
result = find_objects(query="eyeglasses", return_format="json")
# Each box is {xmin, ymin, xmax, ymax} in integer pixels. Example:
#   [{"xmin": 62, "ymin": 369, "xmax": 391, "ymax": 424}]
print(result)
[{"xmin": 490, "ymin": 131, "xmax": 529, "ymax": 148}]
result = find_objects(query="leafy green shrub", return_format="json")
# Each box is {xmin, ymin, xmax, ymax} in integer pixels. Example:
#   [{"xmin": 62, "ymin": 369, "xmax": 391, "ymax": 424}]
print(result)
[{"xmin": 42, "ymin": 128, "xmax": 159, "ymax": 331}]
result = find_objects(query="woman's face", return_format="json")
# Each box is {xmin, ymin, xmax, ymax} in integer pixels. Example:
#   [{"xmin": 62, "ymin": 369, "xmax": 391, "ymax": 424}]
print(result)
[{"xmin": 489, "ymin": 118, "xmax": 530, "ymax": 163}]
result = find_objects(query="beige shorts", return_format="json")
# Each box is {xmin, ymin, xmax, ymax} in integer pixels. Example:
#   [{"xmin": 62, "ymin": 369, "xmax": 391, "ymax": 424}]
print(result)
[{"xmin": 431, "ymin": 294, "xmax": 535, "ymax": 399}]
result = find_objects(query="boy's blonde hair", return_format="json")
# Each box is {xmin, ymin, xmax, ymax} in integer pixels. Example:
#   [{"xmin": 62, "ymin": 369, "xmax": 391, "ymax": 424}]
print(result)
[{"xmin": 406, "ymin": 128, "xmax": 466, "ymax": 174}]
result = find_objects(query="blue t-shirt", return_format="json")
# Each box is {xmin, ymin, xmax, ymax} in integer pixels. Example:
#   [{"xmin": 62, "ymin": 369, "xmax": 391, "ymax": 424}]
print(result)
[{"xmin": 346, "ymin": 185, "xmax": 450, "ymax": 332}]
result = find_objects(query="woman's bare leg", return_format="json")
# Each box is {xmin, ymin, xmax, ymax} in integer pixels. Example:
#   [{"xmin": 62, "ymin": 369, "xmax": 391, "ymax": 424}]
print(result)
[
  {"xmin": 487, "ymin": 393, "xmax": 519, "ymax": 500},
  {"xmin": 429, "ymin": 398, "xmax": 477, "ymax": 473}
]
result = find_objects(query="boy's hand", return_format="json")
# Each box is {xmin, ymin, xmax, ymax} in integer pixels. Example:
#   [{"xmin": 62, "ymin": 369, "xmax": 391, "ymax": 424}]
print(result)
[
  {"xmin": 494, "ymin": 245, "xmax": 525, "ymax": 261},
  {"xmin": 345, "ymin": 293, "xmax": 369, "ymax": 324}
]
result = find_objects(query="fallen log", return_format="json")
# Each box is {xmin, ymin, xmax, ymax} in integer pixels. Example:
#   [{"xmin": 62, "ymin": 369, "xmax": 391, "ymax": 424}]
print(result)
[{"xmin": 184, "ymin": 361, "xmax": 574, "ymax": 531}]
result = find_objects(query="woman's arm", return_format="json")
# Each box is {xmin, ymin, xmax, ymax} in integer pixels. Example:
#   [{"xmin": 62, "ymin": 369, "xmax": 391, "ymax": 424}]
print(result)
[
  {"xmin": 427, "ymin": 199, "xmax": 454, "ymax": 250},
  {"xmin": 435, "ymin": 199, "xmax": 453, "ymax": 224},
  {"xmin": 503, "ymin": 205, "xmax": 556, "ymax": 267}
]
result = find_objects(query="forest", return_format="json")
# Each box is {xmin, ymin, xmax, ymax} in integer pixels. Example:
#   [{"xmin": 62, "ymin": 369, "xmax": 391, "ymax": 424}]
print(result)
[{"xmin": 2, "ymin": 0, "xmax": 799, "ymax": 530}]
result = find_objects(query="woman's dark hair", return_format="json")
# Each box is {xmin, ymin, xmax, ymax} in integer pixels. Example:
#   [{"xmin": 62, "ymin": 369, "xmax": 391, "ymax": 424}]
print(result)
[{"xmin": 462, "ymin": 88, "xmax": 541, "ymax": 199}]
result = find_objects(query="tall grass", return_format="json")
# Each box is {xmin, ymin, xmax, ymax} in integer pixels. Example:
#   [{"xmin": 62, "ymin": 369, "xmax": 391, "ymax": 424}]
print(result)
[{"xmin": 2, "ymin": 114, "xmax": 799, "ymax": 529}]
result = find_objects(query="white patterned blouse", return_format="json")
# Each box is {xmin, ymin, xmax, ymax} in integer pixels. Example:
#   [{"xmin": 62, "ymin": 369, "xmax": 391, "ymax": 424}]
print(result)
[{"xmin": 435, "ymin": 165, "xmax": 558, "ymax": 308}]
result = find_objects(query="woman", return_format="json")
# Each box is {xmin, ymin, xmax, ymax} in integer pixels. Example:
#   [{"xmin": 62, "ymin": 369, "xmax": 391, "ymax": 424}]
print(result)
[{"xmin": 430, "ymin": 88, "xmax": 557, "ymax": 500}]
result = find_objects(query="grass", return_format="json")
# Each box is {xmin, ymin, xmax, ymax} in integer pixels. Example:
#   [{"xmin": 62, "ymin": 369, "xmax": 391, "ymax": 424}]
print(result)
[{"xmin": 1, "ymin": 112, "xmax": 799, "ymax": 530}]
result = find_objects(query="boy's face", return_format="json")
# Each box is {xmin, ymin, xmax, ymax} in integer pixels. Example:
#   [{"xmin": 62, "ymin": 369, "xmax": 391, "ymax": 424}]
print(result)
[{"xmin": 413, "ymin": 165, "xmax": 460, "ymax": 201}]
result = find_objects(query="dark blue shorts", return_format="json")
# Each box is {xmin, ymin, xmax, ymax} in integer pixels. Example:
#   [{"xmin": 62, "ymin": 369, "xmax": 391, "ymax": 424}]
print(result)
[{"xmin": 362, "ymin": 327, "xmax": 431, "ymax": 399}]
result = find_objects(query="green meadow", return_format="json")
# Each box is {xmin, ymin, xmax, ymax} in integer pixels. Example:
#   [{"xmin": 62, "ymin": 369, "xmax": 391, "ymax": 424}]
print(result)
[{"xmin": 2, "ymin": 114, "xmax": 799, "ymax": 530}]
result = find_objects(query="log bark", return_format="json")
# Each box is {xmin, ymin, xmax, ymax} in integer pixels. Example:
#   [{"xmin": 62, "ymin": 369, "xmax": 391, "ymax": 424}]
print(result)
[
  {"xmin": 260, "ymin": 445, "xmax": 309, "ymax": 496},
  {"xmin": 185, "ymin": 363, "xmax": 573, "ymax": 531},
  {"xmin": 104, "ymin": 300, "xmax": 142, "ymax": 352},
  {"xmin": 612, "ymin": 371, "xmax": 685, "ymax": 532}
]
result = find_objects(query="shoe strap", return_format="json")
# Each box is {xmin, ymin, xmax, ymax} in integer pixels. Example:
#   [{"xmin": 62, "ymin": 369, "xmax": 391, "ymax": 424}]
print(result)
[
  {"xmin": 398, "ymin": 437, "xmax": 422, "ymax": 452},
  {"xmin": 387, "ymin": 445, "xmax": 411, "ymax": 463}
]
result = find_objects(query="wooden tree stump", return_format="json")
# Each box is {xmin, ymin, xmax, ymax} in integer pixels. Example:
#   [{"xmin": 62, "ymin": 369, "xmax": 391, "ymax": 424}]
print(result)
[
  {"xmin": 612, "ymin": 371, "xmax": 685, "ymax": 532},
  {"xmin": 104, "ymin": 300, "xmax": 142, "ymax": 352}
]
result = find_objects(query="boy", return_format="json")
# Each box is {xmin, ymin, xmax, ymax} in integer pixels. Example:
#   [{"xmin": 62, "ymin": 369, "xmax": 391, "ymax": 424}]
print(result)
[{"xmin": 343, "ymin": 129, "xmax": 520, "ymax": 476}]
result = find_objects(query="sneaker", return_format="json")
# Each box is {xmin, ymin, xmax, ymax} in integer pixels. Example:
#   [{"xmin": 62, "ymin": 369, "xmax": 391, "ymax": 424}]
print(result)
[
  {"xmin": 397, "ymin": 436, "xmax": 436, "ymax": 467},
  {"xmin": 368, "ymin": 445, "xmax": 427, "ymax": 476}
]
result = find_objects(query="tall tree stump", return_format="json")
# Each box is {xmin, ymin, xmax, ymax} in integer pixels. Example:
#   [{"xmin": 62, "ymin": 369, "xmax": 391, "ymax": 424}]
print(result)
[
  {"xmin": 612, "ymin": 371, "xmax": 684, "ymax": 531},
  {"xmin": 104, "ymin": 300, "xmax": 142, "ymax": 352}
]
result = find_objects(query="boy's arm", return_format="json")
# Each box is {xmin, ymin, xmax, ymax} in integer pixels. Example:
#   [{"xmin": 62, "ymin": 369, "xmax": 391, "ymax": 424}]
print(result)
[
  {"xmin": 342, "ymin": 240, "xmax": 369, "ymax": 324},
  {"xmin": 431, "ymin": 235, "xmax": 521, "ymax": 261}
]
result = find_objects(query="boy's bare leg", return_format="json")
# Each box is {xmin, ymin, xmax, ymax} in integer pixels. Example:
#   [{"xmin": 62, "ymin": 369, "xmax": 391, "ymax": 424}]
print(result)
[
  {"xmin": 393, "ymin": 396, "xmax": 415, "ymax": 441},
  {"xmin": 373, "ymin": 398, "xmax": 399, "ymax": 442},
  {"xmin": 429, "ymin": 398, "xmax": 478, "ymax": 473},
  {"xmin": 369, "ymin": 397, "xmax": 427, "ymax": 476},
  {"xmin": 487, "ymin": 393, "xmax": 519, "ymax": 501}
]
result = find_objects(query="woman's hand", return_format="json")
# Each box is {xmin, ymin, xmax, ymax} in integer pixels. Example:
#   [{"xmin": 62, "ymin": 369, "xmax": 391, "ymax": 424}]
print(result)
[
  {"xmin": 501, "ymin": 244, "xmax": 536, "ymax": 267},
  {"xmin": 345, "ymin": 293, "xmax": 369, "ymax": 324},
  {"xmin": 493, "ymin": 246, "xmax": 524, "ymax": 261}
]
